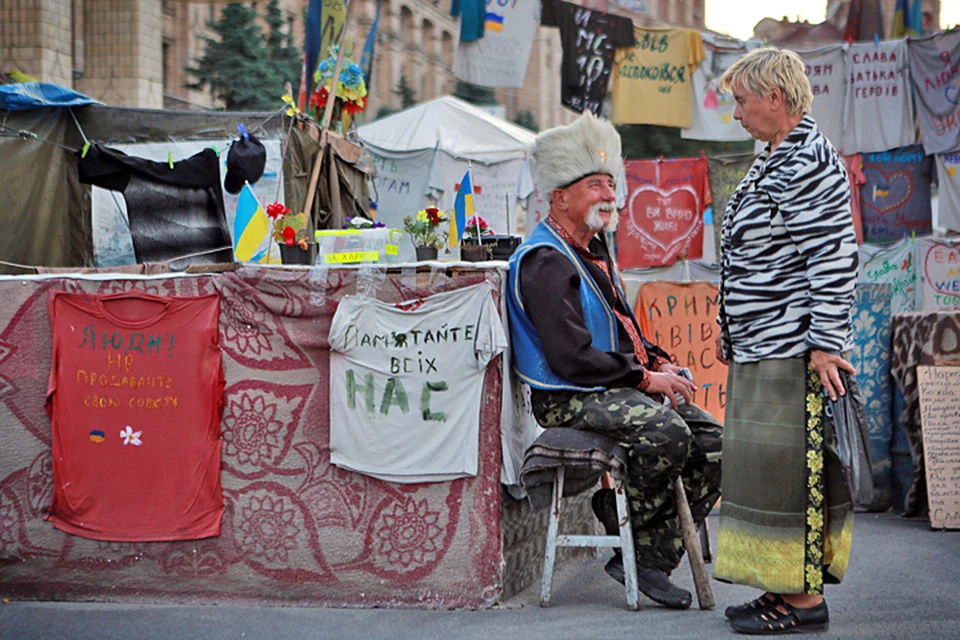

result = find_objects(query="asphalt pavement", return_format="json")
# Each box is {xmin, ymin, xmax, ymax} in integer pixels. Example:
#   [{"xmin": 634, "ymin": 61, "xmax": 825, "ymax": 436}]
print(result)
[{"xmin": 2, "ymin": 510, "xmax": 958, "ymax": 640}]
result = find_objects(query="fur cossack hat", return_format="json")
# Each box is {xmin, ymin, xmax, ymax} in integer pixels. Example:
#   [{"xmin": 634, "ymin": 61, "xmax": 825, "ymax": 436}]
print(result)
[{"xmin": 533, "ymin": 111, "xmax": 623, "ymax": 197}]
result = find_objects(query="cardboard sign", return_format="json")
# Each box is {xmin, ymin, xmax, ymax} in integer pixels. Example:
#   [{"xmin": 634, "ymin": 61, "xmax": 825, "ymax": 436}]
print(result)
[
  {"xmin": 635, "ymin": 281, "xmax": 726, "ymax": 422},
  {"xmin": 916, "ymin": 366, "xmax": 960, "ymax": 530},
  {"xmin": 618, "ymin": 157, "xmax": 708, "ymax": 268}
]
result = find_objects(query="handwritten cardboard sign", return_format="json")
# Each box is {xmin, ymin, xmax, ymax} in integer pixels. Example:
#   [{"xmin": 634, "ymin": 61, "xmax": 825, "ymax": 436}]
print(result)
[
  {"xmin": 916, "ymin": 366, "xmax": 960, "ymax": 530},
  {"xmin": 635, "ymin": 281, "xmax": 726, "ymax": 422}
]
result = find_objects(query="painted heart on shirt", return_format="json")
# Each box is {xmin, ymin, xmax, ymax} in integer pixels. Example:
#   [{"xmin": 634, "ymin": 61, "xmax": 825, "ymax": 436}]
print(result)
[
  {"xmin": 624, "ymin": 185, "xmax": 702, "ymax": 257},
  {"xmin": 861, "ymin": 168, "xmax": 913, "ymax": 214}
]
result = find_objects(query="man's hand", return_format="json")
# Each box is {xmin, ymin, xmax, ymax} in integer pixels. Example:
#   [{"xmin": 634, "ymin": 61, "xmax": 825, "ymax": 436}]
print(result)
[
  {"xmin": 810, "ymin": 349, "xmax": 857, "ymax": 401},
  {"xmin": 715, "ymin": 335, "xmax": 728, "ymax": 366},
  {"xmin": 643, "ymin": 370, "xmax": 697, "ymax": 410}
]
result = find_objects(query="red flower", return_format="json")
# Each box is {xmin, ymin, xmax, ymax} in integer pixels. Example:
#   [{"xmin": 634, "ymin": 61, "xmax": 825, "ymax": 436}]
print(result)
[
  {"xmin": 343, "ymin": 96, "xmax": 367, "ymax": 115},
  {"xmin": 425, "ymin": 207, "xmax": 442, "ymax": 226},
  {"xmin": 266, "ymin": 202, "xmax": 288, "ymax": 220},
  {"xmin": 282, "ymin": 226, "xmax": 296, "ymax": 246},
  {"xmin": 309, "ymin": 86, "xmax": 330, "ymax": 110}
]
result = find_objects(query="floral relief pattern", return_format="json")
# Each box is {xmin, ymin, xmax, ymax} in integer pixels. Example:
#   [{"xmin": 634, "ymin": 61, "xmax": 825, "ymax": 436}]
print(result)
[
  {"xmin": 222, "ymin": 393, "xmax": 285, "ymax": 466},
  {"xmin": 221, "ymin": 294, "xmax": 275, "ymax": 356},
  {"xmin": 220, "ymin": 384, "xmax": 307, "ymax": 474},
  {"xmin": 371, "ymin": 497, "xmax": 443, "ymax": 573},
  {"xmin": 0, "ymin": 491, "xmax": 20, "ymax": 555},
  {"xmin": 235, "ymin": 490, "xmax": 304, "ymax": 565}
]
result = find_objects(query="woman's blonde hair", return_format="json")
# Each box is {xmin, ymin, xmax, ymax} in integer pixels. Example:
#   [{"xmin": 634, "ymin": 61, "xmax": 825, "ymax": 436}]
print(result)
[{"xmin": 718, "ymin": 47, "xmax": 813, "ymax": 116}]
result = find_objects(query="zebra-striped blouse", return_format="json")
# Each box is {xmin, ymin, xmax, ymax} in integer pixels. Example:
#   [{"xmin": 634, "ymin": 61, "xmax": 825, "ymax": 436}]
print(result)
[{"xmin": 719, "ymin": 115, "xmax": 858, "ymax": 364}]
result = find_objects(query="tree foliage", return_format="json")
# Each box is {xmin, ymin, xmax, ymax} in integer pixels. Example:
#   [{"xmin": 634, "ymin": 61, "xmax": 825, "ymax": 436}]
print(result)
[
  {"xmin": 617, "ymin": 124, "xmax": 753, "ymax": 160},
  {"xmin": 513, "ymin": 109, "xmax": 538, "ymax": 132},
  {"xmin": 187, "ymin": 2, "xmax": 300, "ymax": 111},
  {"xmin": 393, "ymin": 75, "xmax": 417, "ymax": 109},
  {"xmin": 453, "ymin": 79, "xmax": 497, "ymax": 105}
]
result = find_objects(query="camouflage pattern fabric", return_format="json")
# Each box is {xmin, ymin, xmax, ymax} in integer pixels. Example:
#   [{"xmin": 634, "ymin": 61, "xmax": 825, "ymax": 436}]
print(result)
[{"xmin": 531, "ymin": 387, "xmax": 722, "ymax": 573}]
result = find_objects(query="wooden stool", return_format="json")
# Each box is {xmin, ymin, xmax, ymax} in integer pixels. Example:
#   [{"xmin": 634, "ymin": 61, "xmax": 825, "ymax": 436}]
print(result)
[
  {"xmin": 522, "ymin": 428, "xmax": 714, "ymax": 610},
  {"xmin": 541, "ymin": 458, "xmax": 639, "ymax": 609}
]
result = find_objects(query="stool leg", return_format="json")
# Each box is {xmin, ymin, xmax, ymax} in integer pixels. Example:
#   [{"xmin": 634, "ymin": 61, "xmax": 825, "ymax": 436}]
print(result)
[
  {"xmin": 673, "ymin": 477, "xmax": 714, "ymax": 610},
  {"xmin": 540, "ymin": 467, "xmax": 564, "ymax": 607},
  {"xmin": 613, "ymin": 478, "xmax": 639, "ymax": 611},
  {"xmin": 700, "ymin": 517, "xmax": 712, "ymax": 564}
]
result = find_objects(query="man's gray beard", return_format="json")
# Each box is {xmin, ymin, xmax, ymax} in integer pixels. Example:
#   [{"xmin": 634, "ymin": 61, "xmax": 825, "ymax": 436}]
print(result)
[{"xmin": 586, "ymin": 203, "xmax": 618, "ymax": 233}]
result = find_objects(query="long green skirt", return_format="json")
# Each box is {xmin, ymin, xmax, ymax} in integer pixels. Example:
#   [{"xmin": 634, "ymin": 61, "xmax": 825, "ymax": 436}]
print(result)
[{"xmin": 713, "ymin": 357, "xmax": 853, "ymax": 595}]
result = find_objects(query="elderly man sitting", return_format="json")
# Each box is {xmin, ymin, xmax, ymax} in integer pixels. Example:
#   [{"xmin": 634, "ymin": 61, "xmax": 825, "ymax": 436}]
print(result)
[{"xmin": 507, "ymin": 112, "xmax": 722, "ymax": 610}]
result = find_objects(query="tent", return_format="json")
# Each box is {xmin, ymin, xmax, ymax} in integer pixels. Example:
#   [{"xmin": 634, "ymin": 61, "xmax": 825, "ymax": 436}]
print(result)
[{"xmin": 357, "ymin": 95, "xmax": 539, "ymax": 260}]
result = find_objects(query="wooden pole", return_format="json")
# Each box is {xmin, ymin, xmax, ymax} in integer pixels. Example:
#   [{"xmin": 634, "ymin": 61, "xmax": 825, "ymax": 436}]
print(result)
[
  {"xmin": 674, "ymin": 477, "xmax": 714, "ymax": 610},
  {"xmin": 303, "ymin": 0, "xmax": 358, "ymax": 222}
]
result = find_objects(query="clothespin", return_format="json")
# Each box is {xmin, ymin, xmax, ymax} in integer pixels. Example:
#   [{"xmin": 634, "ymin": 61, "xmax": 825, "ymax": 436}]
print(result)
[
  {"xmin": 81, "ymin": 142, "xmax": 90, "ymax": 159},
  {"xmin": 911, "ymin": 230, "xmax": 916, "ymax": 241},
  {"xmin": 211, "ymin": 144, "xmax": 219, "ymax": 158},
  {"xmin": 238, "ymin": 123, "xmax": 249, "ymax": 141},
  {"xmin": 874, "ymin": 33, "xmax": 879, "ymax": 47},
  {"xmin": 167, "ymin": 152, "xmax": 174, "ymax": 170}
]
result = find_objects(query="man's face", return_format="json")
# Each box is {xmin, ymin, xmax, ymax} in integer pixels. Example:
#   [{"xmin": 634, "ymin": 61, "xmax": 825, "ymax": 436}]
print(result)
[
  {"xmin": 556, "ymin": 173, "xmax": 617, "ymax": 231},
  {"xmin": 731, "ymin": 81, "xmax": 779, "ymax": 143}
]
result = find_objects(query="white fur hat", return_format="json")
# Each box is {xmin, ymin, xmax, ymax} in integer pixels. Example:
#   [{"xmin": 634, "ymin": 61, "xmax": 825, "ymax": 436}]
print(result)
[{"xmin": 533, "ymin": 111, "xmax": 623, "ymax": 197}]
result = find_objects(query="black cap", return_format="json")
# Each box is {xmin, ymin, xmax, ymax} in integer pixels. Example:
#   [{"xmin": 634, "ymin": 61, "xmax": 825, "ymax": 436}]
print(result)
[{"xmin": 224, "ymin": 132, "xmax": 266, "ymax": 194}]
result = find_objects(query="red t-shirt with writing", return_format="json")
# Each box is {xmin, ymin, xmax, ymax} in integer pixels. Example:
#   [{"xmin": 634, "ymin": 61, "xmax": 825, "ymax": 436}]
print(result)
[{"xmin": 45, "ymin": 290, "xmax": 224, "ymax": 541}]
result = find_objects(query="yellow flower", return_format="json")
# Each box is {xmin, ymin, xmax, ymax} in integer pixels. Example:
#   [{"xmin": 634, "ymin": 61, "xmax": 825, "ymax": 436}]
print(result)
[
  {"xmin": 806, "ymin": 393, "xmax": 823, "ymax": 416},
  {"xmin": 806, "ymin": 507, "xmax": 824, "ymax": 530},
  {"xmin": 806, "ymin": 450, "xmax": 823, "ymax": 474},
  {"xmin": 810, "ymin": 487, "xmax": 823, "ymax": 504},
  {"xmin": 806, "ymin": 564, "xmax": 823, "ymax": 588}
]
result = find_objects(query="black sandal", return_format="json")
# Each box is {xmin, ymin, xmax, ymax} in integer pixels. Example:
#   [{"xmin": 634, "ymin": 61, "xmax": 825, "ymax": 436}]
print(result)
[
  {"xmin": 730, "ymin": 599, "xmax": 829, "ymax": 635},
  {"xmin": 724, "ymin": 594, "xmax": 784, "ymax": 620}
]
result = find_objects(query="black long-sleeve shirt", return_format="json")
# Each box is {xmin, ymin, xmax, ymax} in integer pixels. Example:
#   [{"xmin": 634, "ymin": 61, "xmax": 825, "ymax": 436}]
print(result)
[{"xmin": 518, "ymin": 234, "xmax": 669, "ymax": 389}]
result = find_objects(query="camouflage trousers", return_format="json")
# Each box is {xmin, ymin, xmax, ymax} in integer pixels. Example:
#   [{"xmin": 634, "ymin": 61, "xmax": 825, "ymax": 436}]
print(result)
[{"xmin": 531, "ymin": 387, "xmax": 722, "ymax": 573}]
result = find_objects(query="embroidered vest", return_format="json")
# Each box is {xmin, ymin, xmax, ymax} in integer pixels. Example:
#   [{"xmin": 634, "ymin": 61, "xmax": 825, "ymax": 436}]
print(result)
[{"xmin": 506, "ymin": 222, "xmax": 623, "ymax": 391}]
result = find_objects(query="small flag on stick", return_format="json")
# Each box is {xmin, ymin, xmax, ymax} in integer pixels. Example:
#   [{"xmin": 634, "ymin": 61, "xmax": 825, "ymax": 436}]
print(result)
[{"xmin": 450, "ymin": 169, "xmax": 475, "ymax": 248}]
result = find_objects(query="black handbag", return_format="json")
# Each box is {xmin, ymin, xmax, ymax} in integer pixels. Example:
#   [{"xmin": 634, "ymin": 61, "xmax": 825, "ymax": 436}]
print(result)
[{"xmin": 824, "ymin": 370, "xmax": 874, "ymax": 508}]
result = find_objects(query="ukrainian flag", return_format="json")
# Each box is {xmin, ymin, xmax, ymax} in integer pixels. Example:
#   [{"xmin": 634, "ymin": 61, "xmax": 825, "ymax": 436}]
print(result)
[
  {"xmin": 450, "ymin": 169, "xmax": 475, "ymax": 248},
  {"xmin": 485, "ymin": 12, "xmax": 504, "ymax": 34},
  {"xmin": 890, "ymin": 0, "xmax": 922, "ymax": 38},
  {"xmin": 234, "ymin": 183, "xmax": 275, "ymax": 263}
]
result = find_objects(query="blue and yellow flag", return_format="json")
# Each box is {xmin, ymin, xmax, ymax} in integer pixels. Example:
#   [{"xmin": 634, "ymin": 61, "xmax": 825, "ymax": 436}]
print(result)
[
  {"xmin": 234, "ymin": 184, "xmax": 275, "ymax": 263},
  {"xmin": 450, "ymin": 170, "xmax": 475, "ymax": 247},
  {"xmin": 890, "ymin": 0, "xmax": 922, "ymax": 39}
]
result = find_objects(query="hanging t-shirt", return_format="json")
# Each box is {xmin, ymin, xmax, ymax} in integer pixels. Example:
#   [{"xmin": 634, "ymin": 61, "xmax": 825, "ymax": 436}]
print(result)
[
  {"xmin": 453, "ymin": 0, "xmax": 540, "ymax": 89},
  {"xmin": 843, "ymin": 154, "xmax": 867, "ymax": 243},
  {"xmin": 908, "ymin": 29, "xmax": 960, "ymax": 156},
  {"xmin": 935, "ymin": 152, "xmax": 960, "ymax": 232},
  {"xmin": 541, "ymin": 0, "xmax": 635, "ymax": 115},
  {"xmin": 842, "ymin": 40, "xmax": 915, "ymax": 155},
  {"xmin": 610, "ymin": 26, "xmax": 704, "ymax": 127},
  {"xmin": 707, "ymin": 153, "xmax": 755, "ymax": 259},
  {"xmin": 329, "ymin": 284, "xmax": 508, "ymax": 483},
  {"xmin": 617, "ymin": 155, "xmax": 710, "ymax": 268},
  {"xmin": 78, "ymin": 145, "xmax": 232, "ymax": 266},
  {"xmin": 45, "ymin": 290, "xmax": 224, "ymax": 541},
  {"xmin": 859, "ymin": 237, "xmax": 919, "ymax": 313},
  {"xmin": 798, "ymin": 44, "xmax": 847, "ymax": 150},
  {"xmin": 681, "ymin": 36, "xmax": 754, "ymax": 142},
  {"xmin": 859, "ymin": 145, "xmax": 933, "ymax": 243},
  {"xmin": 917, "ymin": 236, "xmax": 960, "ymax": 311}
]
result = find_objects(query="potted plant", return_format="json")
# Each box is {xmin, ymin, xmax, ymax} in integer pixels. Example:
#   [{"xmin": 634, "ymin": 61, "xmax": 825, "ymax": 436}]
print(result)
[
  {"xmin": 402, "ymin": 207, "xmax": 449, "ymax": 261},
  {"xmin": 267, "ymin": 201, "xmax": 313, "ymax": 264},
  {"xmin": 461, "ymin": 215, "xmax": 496, "ymax": 262}
]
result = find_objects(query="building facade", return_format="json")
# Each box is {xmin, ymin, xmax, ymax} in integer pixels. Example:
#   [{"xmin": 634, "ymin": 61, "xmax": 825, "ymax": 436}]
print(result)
[{"xmin": 2, "ymin": 0, "xmax": 704, "ymax": 128}]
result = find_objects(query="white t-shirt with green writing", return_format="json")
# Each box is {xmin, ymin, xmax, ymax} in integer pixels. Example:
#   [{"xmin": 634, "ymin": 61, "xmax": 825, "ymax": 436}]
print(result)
[{"xmin": 329, "ymin": 283, "xmax": 507, "ymax": 483}]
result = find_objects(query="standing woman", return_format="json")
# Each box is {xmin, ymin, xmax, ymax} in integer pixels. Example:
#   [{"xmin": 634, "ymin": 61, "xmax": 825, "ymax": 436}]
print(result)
[{"xmin": 712, "ymin": 47, "xmax": 859, "ymax": 635}]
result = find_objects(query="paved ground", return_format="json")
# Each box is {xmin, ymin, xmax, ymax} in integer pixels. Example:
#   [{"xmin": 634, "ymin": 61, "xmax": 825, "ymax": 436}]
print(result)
[{"xmin": 2, "ymin": 510, "xmax": 958, "ymax": 640}]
